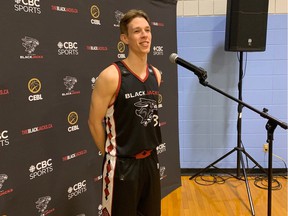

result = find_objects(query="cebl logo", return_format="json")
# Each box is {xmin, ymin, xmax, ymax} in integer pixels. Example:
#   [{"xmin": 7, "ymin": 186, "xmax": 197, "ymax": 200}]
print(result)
[
  {"xmin": 67, "ymin": 111, "xmax": 80, "ymax": 132},
  {"xmin": 27, "ymin": 78, "xmax": 43, "ymax": 102}
]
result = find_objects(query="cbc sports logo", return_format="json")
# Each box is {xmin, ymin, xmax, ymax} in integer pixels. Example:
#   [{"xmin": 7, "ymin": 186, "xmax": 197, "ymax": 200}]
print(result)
[
  {"xmin": 14, "ymin": 0, "xmax": 41, "ymax": 14},
  {"xmin": 29, "ymin": 159, "xmax": 53, "ymax": 180},
  {"xmin": 96, "ymin": 204, "xmax": 103, "ymax": 216},
  {"xmin": 35, "ymin": 196, "xmax": 55, "ymax": 216},
  {"xmin": 0, "ymin": 174, "xmax": 13, "ymax": 197},
  {"xmin": 27, "ymin": 78, "xmax": 43, "ymax": 102},
  {"xmin": 58, "ymin": 41, "xmax": 79, "ymax": 56},
  {"xmin": 67, "ymin": 111, "xmax": 80, "ymax": 132},
  {"xmin": 20, "ymin": 36, "xmax": 44, "ymax": 59},
  {"xmin": 153, "ymin": 45, "xmax": 164, "ymax": 56},
  {"xmin": 67, "ymin": 180, "xmax": 87, "ymax": 200},
  {"xmin": 62, "ymin": 76, "xmax": 80, "ymax": 96},
  {"xmin": 157, "ymin": 143, "xmax": 166, "ymax": 155},
  {"xmin": 117, "ymin": 41, "xmax": 126, "ymax": 59},
  {"xmin": 0, "ymin": 130, "xmax": 9, "ymax": 147},
  {"xmin": 91, "ymin": 77, "xmax": 97, "ymax": 89},
  {"xmin": 90, "ymin": 5, "xmax": 101, "ymax": 25}
]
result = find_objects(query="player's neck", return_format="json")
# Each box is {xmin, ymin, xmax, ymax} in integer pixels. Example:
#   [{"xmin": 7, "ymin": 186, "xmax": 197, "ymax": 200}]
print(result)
[
  {"xmin": 123, "ymin": 53, "xmax": 148, "ymax": 74},
  {"xmin": 125, "ymin": 51, "xmax": 147, "ymax": 63}
]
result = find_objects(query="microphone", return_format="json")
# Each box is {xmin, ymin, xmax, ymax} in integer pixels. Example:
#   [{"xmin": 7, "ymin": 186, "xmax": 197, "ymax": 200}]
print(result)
[{"xmin": 169, "ymin": 53, "xmax": 207, "ymax": 83}]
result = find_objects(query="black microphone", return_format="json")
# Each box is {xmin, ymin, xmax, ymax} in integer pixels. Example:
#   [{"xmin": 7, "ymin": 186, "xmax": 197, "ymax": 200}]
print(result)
[{"xmin": 169, "ymin": 53, "xmax": 207, "ymax": 83}]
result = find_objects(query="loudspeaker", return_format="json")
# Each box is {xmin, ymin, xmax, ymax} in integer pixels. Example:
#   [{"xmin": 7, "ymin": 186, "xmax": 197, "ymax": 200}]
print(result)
[{"xmin": 225, "ymin": 0, "xmax": 269, "ymax": 52}]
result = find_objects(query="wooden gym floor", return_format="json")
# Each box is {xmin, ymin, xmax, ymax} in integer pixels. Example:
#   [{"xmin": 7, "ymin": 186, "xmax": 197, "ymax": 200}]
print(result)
[{"xmin": 161, "ymin": 175, "xmax": 287, "ymax": 216}]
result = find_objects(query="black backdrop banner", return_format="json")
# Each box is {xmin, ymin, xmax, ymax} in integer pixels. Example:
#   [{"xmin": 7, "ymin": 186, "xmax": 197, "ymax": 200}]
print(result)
[{"xmin": 0, "ymin": 0, "xmax": 180, "ymax": 215}]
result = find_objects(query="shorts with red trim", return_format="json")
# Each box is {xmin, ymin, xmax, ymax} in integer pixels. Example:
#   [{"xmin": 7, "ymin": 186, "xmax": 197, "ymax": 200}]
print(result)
[{"xmin": 101, "ymin": 150, "xmax": 161, "ymax": 216}]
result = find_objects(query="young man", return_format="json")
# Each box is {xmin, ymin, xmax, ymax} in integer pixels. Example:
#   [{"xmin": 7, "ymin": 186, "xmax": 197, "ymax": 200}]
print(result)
[{"xmin": 88, "ymin": 9, "xmax": 162, "ymax": 216}]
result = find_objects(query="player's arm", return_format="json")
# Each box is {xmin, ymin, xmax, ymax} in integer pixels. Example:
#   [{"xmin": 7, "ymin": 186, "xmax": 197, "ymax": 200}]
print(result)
[{"xmin": 88, "ymin": 65, "xmax": 118, "ymax": 155}]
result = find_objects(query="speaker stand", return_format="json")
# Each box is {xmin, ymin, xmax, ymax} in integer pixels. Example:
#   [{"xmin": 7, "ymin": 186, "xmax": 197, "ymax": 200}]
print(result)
[{"xmin": 189, "ymin": 52, "xmax": 267, "ymax": 216}]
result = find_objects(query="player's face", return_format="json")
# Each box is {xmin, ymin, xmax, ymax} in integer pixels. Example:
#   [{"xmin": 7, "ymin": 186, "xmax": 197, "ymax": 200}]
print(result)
[{"xmin": 124, "ymin": 17, "xmax": 152, "ymax": 55}]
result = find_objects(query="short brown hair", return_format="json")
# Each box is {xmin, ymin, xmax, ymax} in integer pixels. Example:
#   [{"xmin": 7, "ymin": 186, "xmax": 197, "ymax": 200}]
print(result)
[{"xmin": 120, "ymin": 9, "xmax": 150, "ymax": 35}]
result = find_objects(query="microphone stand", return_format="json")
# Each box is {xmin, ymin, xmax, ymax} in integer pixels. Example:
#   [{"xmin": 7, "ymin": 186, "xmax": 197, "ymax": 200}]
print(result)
[{"xmin": 183, "ymin": 63, "xmax": 288, "ymax": 216}]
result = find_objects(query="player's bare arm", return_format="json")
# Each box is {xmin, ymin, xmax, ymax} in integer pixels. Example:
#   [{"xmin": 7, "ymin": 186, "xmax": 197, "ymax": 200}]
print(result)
[{"xmin": 88, "ymin": 65, "xmax": 119, "ymax": 155}]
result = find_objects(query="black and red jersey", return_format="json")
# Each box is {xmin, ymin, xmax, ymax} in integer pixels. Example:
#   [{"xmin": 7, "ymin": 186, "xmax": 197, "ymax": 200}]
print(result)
[{"xmin": 104, "ymin": 60, "xmax": 162, "ymax": 157}]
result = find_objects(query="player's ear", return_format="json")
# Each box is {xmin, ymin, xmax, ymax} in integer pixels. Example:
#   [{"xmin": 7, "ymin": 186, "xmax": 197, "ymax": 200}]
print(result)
[{"xmin": 120, "ymin": 34, "xmax": 128, "ymax": 45}]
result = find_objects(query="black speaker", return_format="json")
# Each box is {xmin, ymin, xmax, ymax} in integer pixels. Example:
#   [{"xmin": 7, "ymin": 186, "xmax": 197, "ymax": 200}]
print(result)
[{"xmin": 225, "ymin": 0, "xmax": 269, "ymax": 52}]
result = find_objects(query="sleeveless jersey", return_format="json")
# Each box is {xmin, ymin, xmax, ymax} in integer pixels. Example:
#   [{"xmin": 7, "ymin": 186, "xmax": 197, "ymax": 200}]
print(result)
[{"xmin": 104, "ymin": 61, "xmax": 162, "ymax": 157}]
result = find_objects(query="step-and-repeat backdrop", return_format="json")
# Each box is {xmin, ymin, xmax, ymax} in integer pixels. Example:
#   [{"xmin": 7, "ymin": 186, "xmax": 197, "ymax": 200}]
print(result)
[{"xmin": 0, "ymin": 0, "xmax": 180, "ymax": 215}]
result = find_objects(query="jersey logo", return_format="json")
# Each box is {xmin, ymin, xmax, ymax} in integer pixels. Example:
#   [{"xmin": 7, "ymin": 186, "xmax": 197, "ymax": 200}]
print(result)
[{"xmin": 134, "ymin": 98, "xmax": 157, "ymax": 126}]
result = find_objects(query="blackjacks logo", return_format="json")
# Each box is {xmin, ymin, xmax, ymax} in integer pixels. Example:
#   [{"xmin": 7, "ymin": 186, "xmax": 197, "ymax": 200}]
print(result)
[
  {"xmin": 0, "ymin": 88, "xmax": 9, "ymax": 96},
  {"xmin": 113, "ymin": 10, "xmax": 124, "ymax": 27},
  {"xmin": 62, "ymin": 149, "xmax": 87, "ymax": 161},
  {"xmin": 29, "ymin": 159, "xmax": 53, "ymax": 180},
  {"xmin": 14, "ymin": 0, "xmax": 41, "ymax": 14},
  {"xmin": 51, "ymin": 5, "xmax": 78, "ymax": 13},
  {"xmin": 0, "ymin": 174, "xmax": 8, "ymax": 190},
  {"xmin": 28, "ymin": 78, "xmax": 43, "ymax": 101},
  {"xmin": 67, "ymin": 111, "xmax": 79, "ymax": 132},
  {"xmin": 62, "ymin": 76, "xmax": 80, "ymax": 96},
  {"xmin": 134, "ymin": 98, "xmax": 158, "ymax": 127},
  {"xmin": 67, "ymin": 180, "xmax": 87, "ymax": 200},
  {"xmin": 86, "ymin": 43, "xmax": 108, "ymax": 51},
  {"xmin": 0, "ymin": 174, "xmax": 14, "ymax": 197},
  {"xmin": 20, "ymin": 36, "xmax": 44, "ymax": 59},
  {"xmin": 90, "ymin": 5, "xmax": 101, "ymax": 25},
  {"xmin": 0, "ymin": 130, "xmax": 9, "ymax": 147},
  {"xmin": 21, "ymin": 123, "xmax": 53, "ymax": 135},
  {"xmin": 117, "ymin": 41, "xmax": 126, "ymax": 59},
  {"xmin": 58, "ymin": 42, "xmax": 79, "ymax": 56},
  {"xmin": 35, "ymin": 196, "xmax": 55, "ymax": 216},
  {"xmin": 151, "ymin": 21, "xmax": 164, "ymax": 27},
  {"xmin": 160, "ymin": 166, "xmax": 167, "ymax": 180}
]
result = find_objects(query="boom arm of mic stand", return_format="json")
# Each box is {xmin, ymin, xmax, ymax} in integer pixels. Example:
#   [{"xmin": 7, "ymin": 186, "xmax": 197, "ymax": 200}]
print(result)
[{"xmin": 199, "ymin": 78, "xmax": 288, "ymax": 130}]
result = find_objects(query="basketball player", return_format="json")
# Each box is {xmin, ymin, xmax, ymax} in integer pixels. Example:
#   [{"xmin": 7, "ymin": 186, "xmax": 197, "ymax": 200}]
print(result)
[{"xmin": 88, "ymin": 9, "xmax": 162, "ymax": 216}]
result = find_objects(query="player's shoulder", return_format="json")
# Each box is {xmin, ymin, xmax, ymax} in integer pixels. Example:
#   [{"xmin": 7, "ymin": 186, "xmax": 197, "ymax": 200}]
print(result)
[
  {"xmin": 150, "ymin": 65, "xmax": 161, "ymax": 85},
  {"xmin": 98, "ymin": 64, "xmax": 119, "ymax": 82}
]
